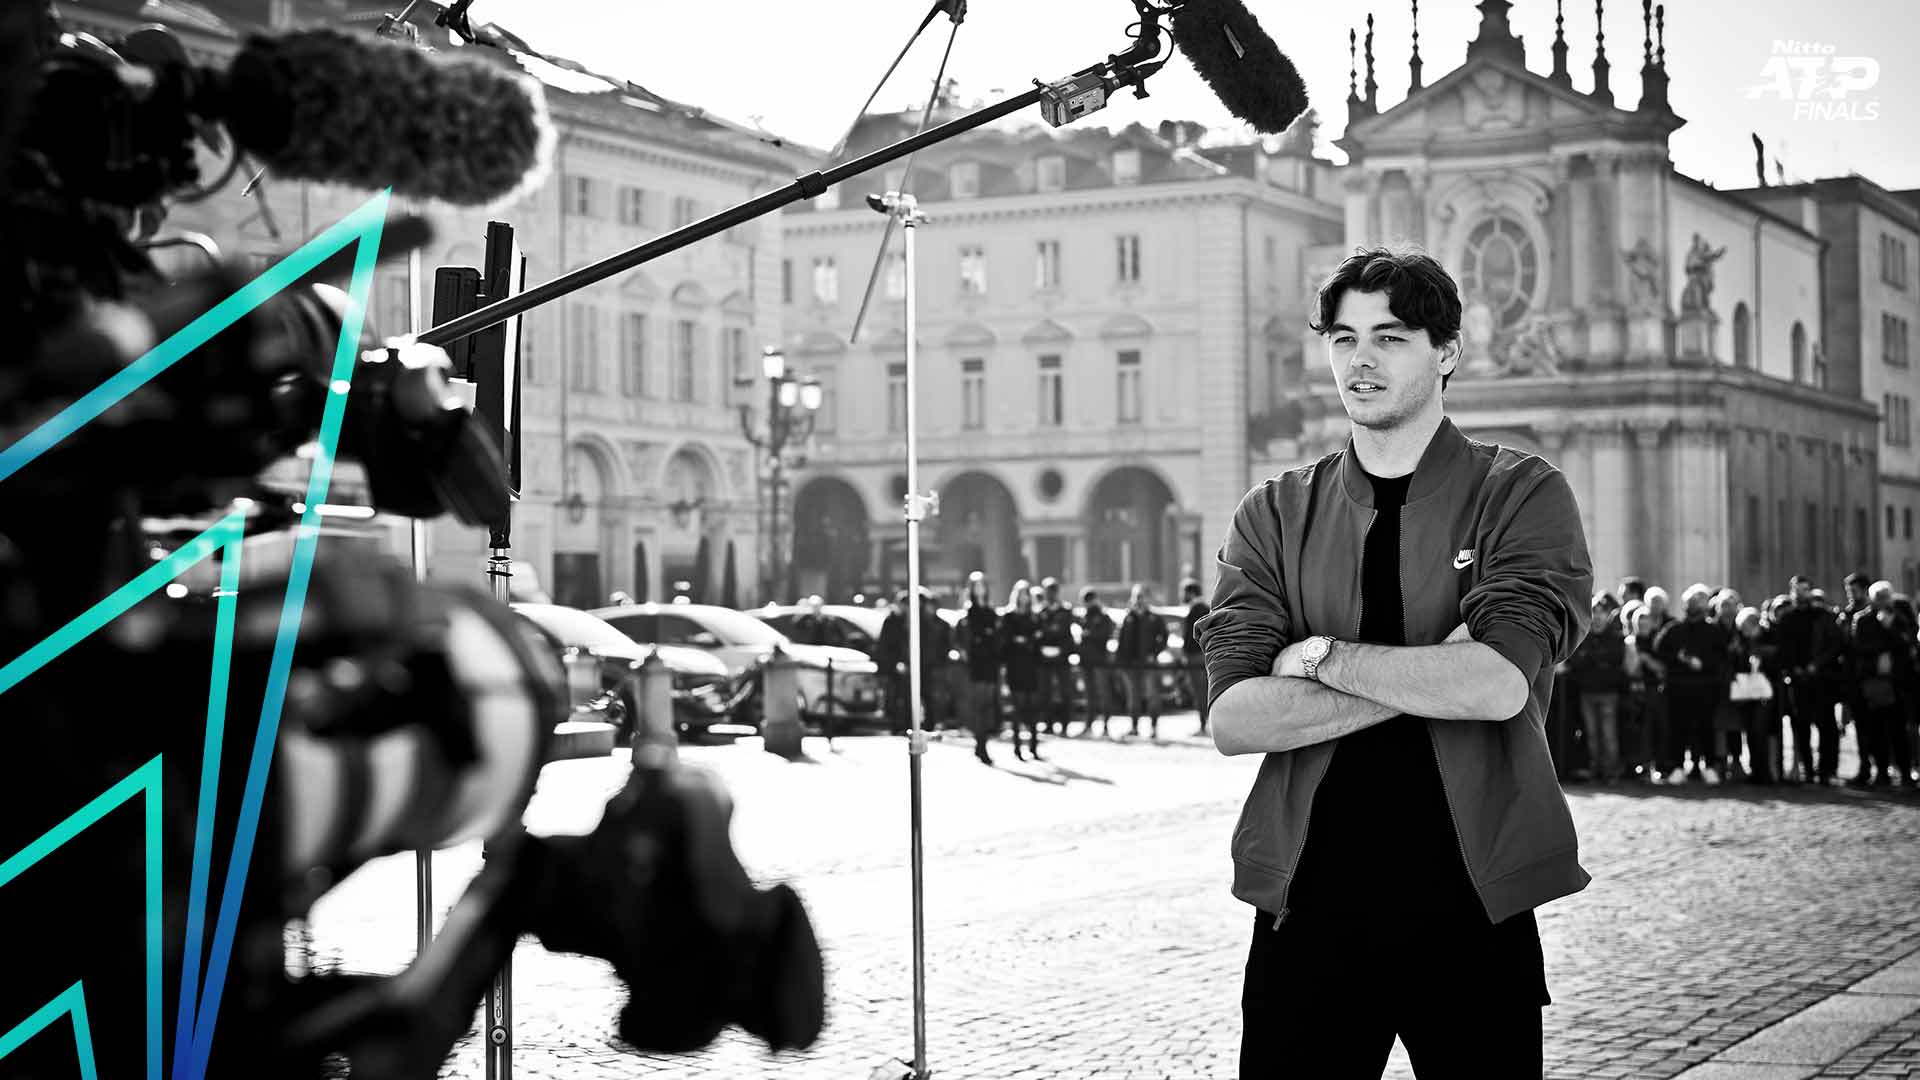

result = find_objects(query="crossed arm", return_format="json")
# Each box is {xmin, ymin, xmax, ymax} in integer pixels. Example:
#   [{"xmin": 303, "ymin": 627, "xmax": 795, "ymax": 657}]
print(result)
[{"xmin": 1209, "ymin": 625, "xmax": 1530, "ymax": 757}]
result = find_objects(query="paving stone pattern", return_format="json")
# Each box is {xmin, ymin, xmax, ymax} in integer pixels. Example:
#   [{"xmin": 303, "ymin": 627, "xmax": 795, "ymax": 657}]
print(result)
[{"xmin": 299, "ymin": 722, "xmax": 1920, "ymax": 1080}]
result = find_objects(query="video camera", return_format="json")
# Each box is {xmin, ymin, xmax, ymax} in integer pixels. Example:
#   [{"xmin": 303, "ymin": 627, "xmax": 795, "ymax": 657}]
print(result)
[{"xmin": 0, "ymin": 10, "xmax": 822, "ymax": 1079}]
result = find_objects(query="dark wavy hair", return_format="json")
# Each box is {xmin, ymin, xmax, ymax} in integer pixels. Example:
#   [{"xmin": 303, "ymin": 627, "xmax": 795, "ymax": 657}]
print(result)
[{"xmin": 1308, "ymin": 247, "xmax": 1464, "ymax": 390}]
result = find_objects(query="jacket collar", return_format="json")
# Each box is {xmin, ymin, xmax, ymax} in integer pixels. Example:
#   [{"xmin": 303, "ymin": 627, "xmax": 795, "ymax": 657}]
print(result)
[{"xmin": 1338, "ymin": 416, "xmax": 1470, "ymax": 508}]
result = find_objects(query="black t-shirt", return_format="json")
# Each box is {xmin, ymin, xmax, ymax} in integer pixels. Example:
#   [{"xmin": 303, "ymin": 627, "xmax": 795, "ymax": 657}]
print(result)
[
  {"xmin": 1284, "ymin": 467, "xmax": 1547, "ymax": 1000},
  {"xmin": 1290, "ymin": 469, "xmax": 1477, "ymax": 914}
]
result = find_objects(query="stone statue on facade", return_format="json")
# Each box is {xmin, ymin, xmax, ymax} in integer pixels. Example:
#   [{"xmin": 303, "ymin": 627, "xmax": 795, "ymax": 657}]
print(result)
[
  {"xmin": 1623, "ymin": 238, "xmax": 1662, "ymax": 309},
  {"xmin": 1680, "ymin": 233, "xmax": 1727, "ymax": 314},
  {"xmin": 1504, "ymin": 313, "xmax": 1564, "ymax": 375},
  {"xmin": 1457, "ymin": 297, "xmax": 1502, "ymax": 377}
]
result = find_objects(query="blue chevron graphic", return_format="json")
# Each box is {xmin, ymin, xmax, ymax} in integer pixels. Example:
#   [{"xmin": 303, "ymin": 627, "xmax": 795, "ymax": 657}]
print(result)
[{"xmin": 0, "ymin": 188, "xmax": 390, "ymax": 1080}]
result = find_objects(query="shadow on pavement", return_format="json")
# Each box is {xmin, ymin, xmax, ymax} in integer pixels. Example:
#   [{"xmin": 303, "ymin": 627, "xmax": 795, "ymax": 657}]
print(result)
[{"xmin": 994, "ymin": 761, "xmax": 1117, "ymax": 786}]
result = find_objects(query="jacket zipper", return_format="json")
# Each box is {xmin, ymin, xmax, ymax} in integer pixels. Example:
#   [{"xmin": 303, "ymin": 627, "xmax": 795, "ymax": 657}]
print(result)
[
  {"xmin": 1412, "ymin": 501, "xmax": 1478, "ymax": 906},
  {"xmin": 1273, "ymin": 505, "xmax": 1376, "ymax": 932}
]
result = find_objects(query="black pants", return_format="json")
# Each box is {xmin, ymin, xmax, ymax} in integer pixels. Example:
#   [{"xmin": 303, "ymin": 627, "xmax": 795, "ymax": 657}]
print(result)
[
  {"xmin": 1186, "ymin": 656, "xmax": 1210, "ymax": 732},
  {"xmin": 1788, "ymin": 678, "xmax": 1840, "ymax": 780},
  {"xmin": 1039, "ymin": 663, "xmax": 1074, "ymax": 733},
  {"xmin": 1242, "ymin": 910, "xmax": 1546, "ymax": 1079}
]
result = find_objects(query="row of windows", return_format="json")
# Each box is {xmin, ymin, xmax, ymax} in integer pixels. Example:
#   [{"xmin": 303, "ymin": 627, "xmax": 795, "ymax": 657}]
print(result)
[
  {"xmin": 524, "ymin": 305, "xmax": 754, "ymax": 405},
  {"xmin": 1730, "ymin": 309, "xmax": 1826, "ymax": 389},
  {"xmin": 1882, "ymin": 232, "xmax": 1911, "ymax": 291},
  {"xmin": 561, "ymin": 175, "xmax": 756, "ymax": 244},
  {"xmin": 1742, "ymin": 496, "xmax": 1874, "ymax": 573},
  {"xmin": 783, "ymin": 235, "xmax": 1146, "ymax": 304},
  {"xmin": 819, "ymin": 149, "xmax": 1146, "ymax": 208},
  {"xmin": 880, "ymin": 350, "xmax": 1146, "ymax": 433},
  {"xmin": 1884, "ymin": 313, "xmax": 1911, "ymax": 368}
]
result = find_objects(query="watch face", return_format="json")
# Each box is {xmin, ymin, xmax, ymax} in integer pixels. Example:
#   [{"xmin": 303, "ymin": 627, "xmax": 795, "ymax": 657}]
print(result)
[{"xmin": 1304, "ymin": 636, "xmax": 1330, "ymax": 662}]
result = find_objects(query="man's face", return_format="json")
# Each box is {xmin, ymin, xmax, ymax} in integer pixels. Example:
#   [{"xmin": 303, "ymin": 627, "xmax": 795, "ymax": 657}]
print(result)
[
  {"xmin": 1325, "ymin": 289, "xmax": 1456, "ymax": 432},
  {"xmin": 1789, "ymin": 580, "xmax": 1811, "ymax": 604},
  {"xmin": 1846, "ymin": 583, "xmax": 1867, "ymax": 607}
]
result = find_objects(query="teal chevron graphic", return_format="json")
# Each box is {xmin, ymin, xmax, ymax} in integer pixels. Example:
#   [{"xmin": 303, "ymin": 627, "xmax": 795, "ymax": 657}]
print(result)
[{"xmin": 0, "ymin": 188, "xmax": 390, "ymax": 1080}]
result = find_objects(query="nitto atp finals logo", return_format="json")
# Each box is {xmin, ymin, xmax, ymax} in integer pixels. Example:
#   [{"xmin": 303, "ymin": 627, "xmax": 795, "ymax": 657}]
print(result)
[{"xmin": 1744, "ymin": 40, "xmax": 1882, "ymax": 121}]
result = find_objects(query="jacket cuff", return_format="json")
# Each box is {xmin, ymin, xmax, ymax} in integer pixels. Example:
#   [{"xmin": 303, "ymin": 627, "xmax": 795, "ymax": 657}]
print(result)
[{"xmin": 1478, "ymin": 624, "xmax": 1547, "ymax": 690}]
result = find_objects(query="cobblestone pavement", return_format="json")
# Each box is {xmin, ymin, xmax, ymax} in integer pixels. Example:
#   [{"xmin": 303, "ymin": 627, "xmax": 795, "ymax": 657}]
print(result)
[{"xmin": 302, "ymin": 719, "xmax": 1920, "ymax": 1080}]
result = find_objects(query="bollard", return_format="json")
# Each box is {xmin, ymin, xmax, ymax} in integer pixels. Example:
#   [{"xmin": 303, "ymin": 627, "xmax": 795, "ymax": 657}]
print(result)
[
  {"xmin": 762, "ymin": 645, "xmax": 805, "ymax": 759},
  {"xmin": 823, "ymin": 658, "xmax": 837, "ymax": 748},
  {"xmin": 630, "ymin": 648, "xmax": 678, "ymax": 764}
]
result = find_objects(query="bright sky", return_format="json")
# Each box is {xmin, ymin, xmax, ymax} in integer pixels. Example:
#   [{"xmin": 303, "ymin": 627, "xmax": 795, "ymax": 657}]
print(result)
[{"xmin": 481, "ymin": 0, "xmax": 1918, "ymax": 192}]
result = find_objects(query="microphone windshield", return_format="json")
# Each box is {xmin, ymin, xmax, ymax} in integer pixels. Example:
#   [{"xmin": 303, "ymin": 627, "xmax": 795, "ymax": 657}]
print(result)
[
  {"xmin": 223, "ymin": 29, "xmax": 554, "ymax": 207},
  {"xmin": 1169, "ymin": 0, "xmax": 1310, "ymax": 134}
]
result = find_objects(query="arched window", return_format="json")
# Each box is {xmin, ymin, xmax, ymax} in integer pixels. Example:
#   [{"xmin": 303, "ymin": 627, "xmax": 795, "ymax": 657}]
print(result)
[
  {"xmin": 1732, "ymin": 302, "xmax": 1752, "ymax": 368},
  {"xmin": 1791, "ymin": 321, "xmax": 1807, "ymax": 383},
  {"xmin": 1460, "ymin": 217, "xmax": 1541, "ymax": 328}
]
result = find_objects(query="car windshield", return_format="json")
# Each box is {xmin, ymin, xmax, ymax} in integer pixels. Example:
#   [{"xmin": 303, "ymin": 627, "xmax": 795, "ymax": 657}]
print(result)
[
  {"xmin": 514, "ymin": 605, "xmax": 637, "ymax": 653},
  {"xmin": 828, "ymin": 606, "xmax": 886, "ymax": 639},
  {"xmin": 690, "ymin": 606, "xmax": 791, "ymax": 646}
]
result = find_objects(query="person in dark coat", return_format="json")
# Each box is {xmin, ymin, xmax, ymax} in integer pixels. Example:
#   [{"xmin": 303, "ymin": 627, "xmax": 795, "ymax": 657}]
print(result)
[
  {"xmin": 1181, "ymin": 579, "xmax": 1211, "ymax": 736},
  {"xmin": 955, "ymin": 572, "xmax": 1002, "ymax": 764},
  {"xmin": 1849, "ymin": 581, "xmax": 1913, "ymax": 788},
  {"xmin": 916, "ymin": 589, "xmax": 953, "ymax": 731},
  {"xmin": 1566, "ymin": 593, "xmax": 1630, "ymax": 782},
  {"xmin": 1035, "ymin": 577, "xmax": 1077, "ymax": 736},
  {"xmin": 1115, "ymin": 584, "xmax": 1168, "ymax": 738},
  {"xmin": 999, "ymin": 579, "xmax": 1042, "ymax": 759},
  {"xmin": 1774, "ymin": 575, "xmax": 1844, "ymax": 784},
  {"xmin": 1653, "ymin": 584, "xmax": 1733, "ymax": 782},
  {"xmin": 1078, "ymin": 587, "xmax": 1118, "ymax": 737},
  {"xmin": 875, "ymin": 590, "xmax": 911, "ymax": 735},
  {"xmin": 788, "ymin": 594, "xmax": 833, "ymax": 647}
]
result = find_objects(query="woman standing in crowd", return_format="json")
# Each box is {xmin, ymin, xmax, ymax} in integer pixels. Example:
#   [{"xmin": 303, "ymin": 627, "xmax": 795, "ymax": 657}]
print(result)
[
  {"xmin": 1728, "ymin": 606, "xmax": 1776, "ymax": 783},
  {"xmin": 1116, "ymin": 584, "xmax": 1167, "ymax": 739},
  {"xmin": 1077, "ymin": 586, "xmax": 1117, "ymax": 738},
  {"xmin": 1623, "ymin": 601, "xmax": 1668, "ymax": 782},
  {"xmin": 1000, "ymin": 580, "xmax": 1042, "ymax": 760},
  {"xmin": 957, "ymin": 572, "xmax": 1002, "ymax": 765}
]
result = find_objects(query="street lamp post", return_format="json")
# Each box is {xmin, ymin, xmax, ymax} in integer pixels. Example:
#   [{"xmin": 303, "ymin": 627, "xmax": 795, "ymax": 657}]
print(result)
[{"xmin": 738, "ymin": 347, "xmax": 822, "ymax": 603}]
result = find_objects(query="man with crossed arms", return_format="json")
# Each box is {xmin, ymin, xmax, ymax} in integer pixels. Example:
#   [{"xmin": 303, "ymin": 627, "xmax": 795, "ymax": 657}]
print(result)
[{"xmin": 1199, "ymin": 247, "xmax": 1593, "ymax": 1078}]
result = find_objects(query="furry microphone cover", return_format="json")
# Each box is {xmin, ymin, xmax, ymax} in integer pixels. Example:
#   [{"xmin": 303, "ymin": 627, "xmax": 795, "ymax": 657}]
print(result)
[{"xmin": 222, "ymin": 28, "xmax": 556, "ymax": 208}]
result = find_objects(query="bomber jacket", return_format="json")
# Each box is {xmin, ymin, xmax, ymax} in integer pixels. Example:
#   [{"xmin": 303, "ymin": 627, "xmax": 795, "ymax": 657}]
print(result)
[{"xmin": 1197, "ymin": 417, "xmax": 1594, "ymax": 925}]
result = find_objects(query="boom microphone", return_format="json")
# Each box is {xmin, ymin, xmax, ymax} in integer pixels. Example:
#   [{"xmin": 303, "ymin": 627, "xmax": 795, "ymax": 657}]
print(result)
[
  {"xmin": 1168, "ymin": 0, "xmax": 1310, "ymax": 134},
  {"xmin": 117, "ymin": 25, "xmax": 554, "ymax": 207},
  {"xmin": 221, "ymin": 29, "xmax": 555, "ymax": 206}
]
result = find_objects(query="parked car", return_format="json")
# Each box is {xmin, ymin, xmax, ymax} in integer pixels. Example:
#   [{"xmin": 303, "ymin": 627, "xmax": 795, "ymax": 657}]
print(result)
[
  {"xmin": 753, "ymin": 603, "xmax": 887, "ymax": 657},
  {"xmin": 592, "ymin": 602, "xmax": 883, "ymax": 727},
  {"xmin": 512, "ymin": 603, "xmax": 746, "ymax": 739}
]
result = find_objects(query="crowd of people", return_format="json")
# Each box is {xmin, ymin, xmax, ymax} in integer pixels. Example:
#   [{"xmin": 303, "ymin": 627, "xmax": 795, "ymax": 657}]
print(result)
[
  {"xmin": 849, "ymin": 574, "xmax": 1212, "ymax": 765},
  {"xmin": 1555, "ymin": 573, "xmax": 1920, "ymax": 790}
]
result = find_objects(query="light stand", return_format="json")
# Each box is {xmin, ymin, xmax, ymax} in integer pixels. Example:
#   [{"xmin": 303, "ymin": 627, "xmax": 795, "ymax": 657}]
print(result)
[{"xmin": 866, "ymin": 189, "xmax": 936, "ymax": 1080}]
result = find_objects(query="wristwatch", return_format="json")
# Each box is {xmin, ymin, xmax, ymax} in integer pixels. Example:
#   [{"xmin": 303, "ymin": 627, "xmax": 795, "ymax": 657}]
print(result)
[{"xmin": 1299, "ymin": 635, "xmax": 1334, "ymax": 681}]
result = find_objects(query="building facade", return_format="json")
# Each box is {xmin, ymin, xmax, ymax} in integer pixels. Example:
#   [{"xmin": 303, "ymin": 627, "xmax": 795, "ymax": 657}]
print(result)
[
  {"xmin": 779, "ymin": 113, "xmax": 1342, "ymax": 602},
  {"xmin": 1273, "ymin": 0, "xmax": 1878, "ymax": 603},
  {"xmin": 61, "ymin": 0, "xmax": 810, "ymax": 608},
  {"xmin": 1728, "ymin": 179, "xmax": 1920, "ymax": 593}
]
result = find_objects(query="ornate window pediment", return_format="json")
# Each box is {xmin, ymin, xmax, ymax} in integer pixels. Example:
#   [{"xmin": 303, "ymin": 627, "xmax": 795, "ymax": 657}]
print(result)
[{"xmin": 1021, "ymin": 318, "xmax": 1074, "ymax": 345}]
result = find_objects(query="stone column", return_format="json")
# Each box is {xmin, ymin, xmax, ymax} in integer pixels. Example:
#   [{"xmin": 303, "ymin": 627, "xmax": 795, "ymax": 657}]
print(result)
[
  {"xmin": 1671, "ymin": 421, "xmax": 1731, "ymax": 586},
  {"xmin": 1628, "ymin": 419, "xmax": 1671, "ymax": 584},
  {"xmin": 1588, "ymin": 422, "xmax": 1635, "ymax": 590},
  {"xmin": 1548, "ymin": 423, "xmax": 1596, "ymax": 564}
]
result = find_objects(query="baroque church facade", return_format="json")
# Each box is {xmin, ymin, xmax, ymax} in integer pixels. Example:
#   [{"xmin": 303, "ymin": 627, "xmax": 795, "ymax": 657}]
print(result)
[{"xmin": 1269, "ymin": 0, "xmax": 1887, "ymax": 602}]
